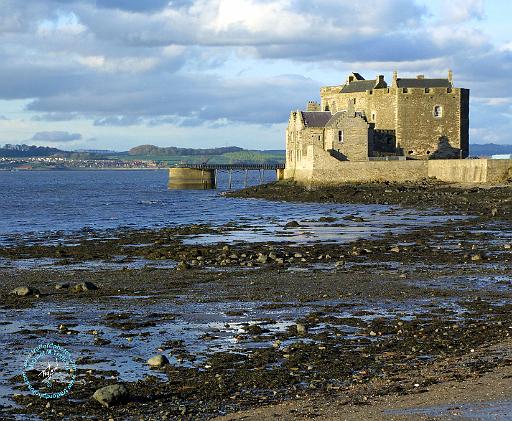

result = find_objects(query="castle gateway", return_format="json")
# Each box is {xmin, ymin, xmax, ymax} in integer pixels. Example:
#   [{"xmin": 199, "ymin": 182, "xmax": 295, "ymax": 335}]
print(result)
[{"xmin": 286, "ymin": 71, "xmax": 469, "ymax": 169}]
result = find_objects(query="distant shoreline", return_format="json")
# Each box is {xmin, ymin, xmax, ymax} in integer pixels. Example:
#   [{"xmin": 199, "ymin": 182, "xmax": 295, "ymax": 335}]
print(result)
[{"xmin": 0, "ymin": 167, "xmax": 165, "ymax": 172}]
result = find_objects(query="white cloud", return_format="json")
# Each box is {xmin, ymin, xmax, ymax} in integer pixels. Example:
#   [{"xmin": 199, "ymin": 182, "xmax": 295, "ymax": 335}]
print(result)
[
  {"xmin": 37, "ymin": 11, "xmax": 87, "ymax": 36},
  {"xmin": 442, "ymin": 0, "xmax": 485, "ymax": 24},
  {"xmin": 76, "ymin": 55, "xmax": 160, "ymax": 73}
]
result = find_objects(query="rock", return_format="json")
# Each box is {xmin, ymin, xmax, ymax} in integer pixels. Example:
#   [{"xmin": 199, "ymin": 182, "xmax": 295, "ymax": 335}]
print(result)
[
  {"xmin": 92, "ymin": 384, "xmax": 129, "ymax": 407},
  {"xmin": 176, "ymin": 261, "xmax": 190, "ymax": 271},
  {"xmin": 10, "ymin": 286, "xmax": 40, "ymax": 297},
  {"xmin": 275, "ymin": 258, "xmax": 284, "ymax": 265},
  {"xmin": 55, "ymin": 283, "xmax": 70, "ymax": 290},
  {"xmin": 296, "ymin": 323, "xmax": 307, "ymax": 335},
  {"xmin": 504, "ymin": 244, "xmax": 512, "ymax": 250},
  {"xmin": 147, "ymin": 354, "xmax": 169, "ymax": 368},
  {"xmin": 318, "ymin": 216, "xmax": 337, "ymax": 223},
  {"xmin": 285, "ymin": 221, "xmax": 300, "ymax": 228},
  {"xmin": 268, "ymin": 252, "xmax": 277, "ymax": 260},
  {"xmin": 390, "ymin": 246, "xmax": 401, "ymax": 253},
  {"xmin": 470, "ymin": 254, "xmax": 483, "ymax": 262},
  {"xmin": 71, "ymin": 281, "xmax": 98, "ymax": 292},
  {"xmin": 294, "ymin": 253, "xmax": 303, "ymax": 258},
  {"xmin": 369, "ymin": 331, "xmax": 377, "ymax": 337},
  {"xmin": 242, "ymin": 324, "xmax": 267, "ymax": 335},
  {"xmin": 256, "ymin": 254, "xmax": 268, "ymax": 264}
]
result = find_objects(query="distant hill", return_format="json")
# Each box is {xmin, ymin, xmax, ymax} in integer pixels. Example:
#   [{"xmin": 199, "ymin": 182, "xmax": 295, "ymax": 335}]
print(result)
[
  {"xmin": 128, "ymin": 145, "xmax": 244, "ymax": 157},
  {"xmin": 0, "ymin": 144, "xmax": 63, "ymax": 157},
  {"xmin": 470, "ymin": 143, "xmax": 512, "ymax": 157},
  {"xmin": 123, "ymin": 145, "xmax": 285, "ymax": 164}
]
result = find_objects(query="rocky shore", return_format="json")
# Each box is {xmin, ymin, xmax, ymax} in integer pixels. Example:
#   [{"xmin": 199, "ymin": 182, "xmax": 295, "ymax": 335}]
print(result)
[{"xmin": 0, "ymin": 180, "xmax": 511, "ymax": 420}]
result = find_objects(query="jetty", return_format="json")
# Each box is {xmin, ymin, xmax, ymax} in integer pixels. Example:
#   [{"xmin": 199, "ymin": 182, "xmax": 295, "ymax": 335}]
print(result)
[{"xmin": 168, "ymin": 163, "xmax": 285, "ymax": 189}]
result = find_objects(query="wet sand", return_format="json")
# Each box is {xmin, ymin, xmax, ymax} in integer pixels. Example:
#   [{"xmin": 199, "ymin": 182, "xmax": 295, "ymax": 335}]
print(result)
[{"xmin": 0, "ymin": 181, "xmax": 511, "ymax": 420}]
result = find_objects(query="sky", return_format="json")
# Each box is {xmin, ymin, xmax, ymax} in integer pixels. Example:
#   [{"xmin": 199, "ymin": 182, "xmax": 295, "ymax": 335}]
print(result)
[{"xmin": 0, "ymin": 0, "xmax": 511, "ymax": 151}]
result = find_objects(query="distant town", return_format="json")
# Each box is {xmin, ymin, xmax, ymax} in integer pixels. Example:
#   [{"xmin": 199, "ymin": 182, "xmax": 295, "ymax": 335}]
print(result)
[{"xmin": 0, "ymin": 144, "xmax": 285, "ymax": 171}]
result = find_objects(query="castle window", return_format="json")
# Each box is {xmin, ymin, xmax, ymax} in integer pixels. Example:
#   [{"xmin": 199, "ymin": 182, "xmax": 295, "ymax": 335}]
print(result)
[
  {"xmin": 425, "ymin": 88, "xmax": 430, "ymax": 93},
  {"xmin": 324, "ymin": 104, "xmax": 330, "ymax": 111},
  {"xmin": 433, "ymin": 105, "xmax": 443, "ymax": 118},
  {"xmin": 338, "ymin": 130, "xmax": 344, "ymax": 144},
  {"xmin": 371, "ymin": 112, "xmax": 376, "ymax": 122}
]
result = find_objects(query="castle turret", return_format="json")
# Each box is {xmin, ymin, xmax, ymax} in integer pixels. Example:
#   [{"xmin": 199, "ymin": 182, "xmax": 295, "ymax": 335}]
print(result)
[
  {"xmin": 392, "ymin": 70, "xmax": 398, "ymax": 87},
  {"xmin": 306, "ymin": 101, "xmax": 321, "ymax": 112}
]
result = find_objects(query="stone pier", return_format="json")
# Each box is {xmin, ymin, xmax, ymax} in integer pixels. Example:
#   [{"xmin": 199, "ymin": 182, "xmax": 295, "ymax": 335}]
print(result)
[{"xmin": 168, "ymin": 168, "xmax": 216, "ymax": 190}]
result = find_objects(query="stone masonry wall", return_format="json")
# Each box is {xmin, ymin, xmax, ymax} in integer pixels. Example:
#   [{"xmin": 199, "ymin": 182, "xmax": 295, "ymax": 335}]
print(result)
[
  {"xmin": 285, "ymin": 146, "xmax": 511, "ymax": 185},
  {"xmin": 395, "ymin": 88, "xmax": 464, "ymax": 159},
  {"xmin": 325, "ymin": 114, "xmax": 370, "ymax": 161}
]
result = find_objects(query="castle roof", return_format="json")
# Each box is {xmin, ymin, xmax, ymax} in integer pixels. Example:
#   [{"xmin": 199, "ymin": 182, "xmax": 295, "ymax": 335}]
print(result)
[
  {"xmin": 340, "ymin": 80, "xmax": 377, "ymax": 93},
  {"xmin": 396, "ymin": 78, "xmax": 451, "ymax": 88},
  {"xmin": 300, "ymin": 111, "xmax": 332, "ymax": 127}
]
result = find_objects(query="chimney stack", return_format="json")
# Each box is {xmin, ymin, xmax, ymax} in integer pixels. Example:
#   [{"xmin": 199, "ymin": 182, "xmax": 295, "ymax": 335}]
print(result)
[
  {"xmin": 374, "ymin": 75, "xmax": 387, "ymax": 89},
  {"xmin": 448, "ymin": 69, "xmax": 453, "ymax": 86}
]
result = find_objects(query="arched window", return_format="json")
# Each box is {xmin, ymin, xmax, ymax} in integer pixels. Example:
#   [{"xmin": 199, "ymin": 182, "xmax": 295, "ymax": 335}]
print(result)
[{"xmin": 433, "ymin": 105, "xmax": 443, "ymax": 118}]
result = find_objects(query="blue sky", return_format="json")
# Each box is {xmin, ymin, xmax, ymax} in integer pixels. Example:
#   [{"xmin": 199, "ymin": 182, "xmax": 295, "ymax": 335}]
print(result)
[{"xmin": 0, "ymin": 0, "xmax": 510, "ymax": 150}]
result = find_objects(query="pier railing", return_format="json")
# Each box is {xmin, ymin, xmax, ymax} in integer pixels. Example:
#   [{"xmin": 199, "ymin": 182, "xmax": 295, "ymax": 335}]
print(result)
[{"xmin": 171, "ymin": 163, "xmax": 285, "ymax": 170}]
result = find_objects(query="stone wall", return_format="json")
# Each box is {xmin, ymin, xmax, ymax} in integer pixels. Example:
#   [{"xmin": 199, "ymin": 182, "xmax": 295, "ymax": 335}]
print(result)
[
  {"xmin": 286, "ymin": 146, "xmax": 512, "ymax": 185},
  {"xmin": 293, "ymin": 146, "xmax": 429, "ymax": 184},
  {"xmin": 325, "ymin": 112, "xmax": 370, "ymax": 161},
  {"xmin": 395, "ymin": 88, "xmax": 466, "ymax": 159},
  {"xmin": 428, "ymin": 159, "xmax": 512, "ymax": 183}
]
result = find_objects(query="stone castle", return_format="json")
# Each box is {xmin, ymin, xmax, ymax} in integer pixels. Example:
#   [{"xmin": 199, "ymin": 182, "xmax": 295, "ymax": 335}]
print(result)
[
  {"xmin": 286, "ymin": 71, "xmax": 469, "ymax": 167},
  {"xmin": 283, "ymin": 71, "xmax": 511, "ymax": 184}
]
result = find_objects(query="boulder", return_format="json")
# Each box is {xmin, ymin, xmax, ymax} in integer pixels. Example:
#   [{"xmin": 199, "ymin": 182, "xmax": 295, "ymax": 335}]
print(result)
[
  {"xmin": 176, "ymin": 261, "xmax": 190, "ymax": 271},
  {"xmin": 55, "ymin": 283, "xmax": 70, "ymax": 290},
  {"xmin": 10, "ymin": 286, "xmax": 40, "ymax": 297},
  {"xmin": 147, "ymin": 354, "xmax": 169, "ymax": 368},
  {"xmin": 92, "ymin": 384, "xmax": 129, "ymax": 407},
  {"xmin": 256, "ymin": 254, "xmax": 268, "ymax": 264},
  {"xmin": 285, "ymin": 221, "xmax": 300, "ymax": 228},
  {"xmin": 71, "ymin": 281, "xmax": 98, "ymax": 292},
  {"xmin": 296, "ymin": 323, "xmax": 307, "ymax": 335}
]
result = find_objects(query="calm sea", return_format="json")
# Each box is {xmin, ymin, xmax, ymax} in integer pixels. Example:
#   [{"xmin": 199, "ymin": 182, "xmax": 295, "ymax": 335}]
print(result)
[{"xmin": 0, "ymin": 170, "xmax": 457, "ymax": 245}]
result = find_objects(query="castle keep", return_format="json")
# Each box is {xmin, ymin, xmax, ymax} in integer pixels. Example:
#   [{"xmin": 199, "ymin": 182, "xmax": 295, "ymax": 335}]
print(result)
[{"xmin": 286, "ymin": 71, "xmax": 469, "ymax": 169}]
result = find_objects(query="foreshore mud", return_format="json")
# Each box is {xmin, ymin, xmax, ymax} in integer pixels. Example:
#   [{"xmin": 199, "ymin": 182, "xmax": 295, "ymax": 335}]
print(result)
[{"xmin": 1, "ymin": 181, "xmax": 511, "ymax": 420}]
